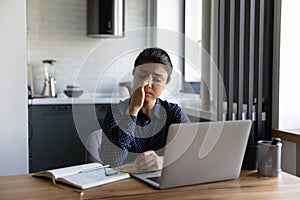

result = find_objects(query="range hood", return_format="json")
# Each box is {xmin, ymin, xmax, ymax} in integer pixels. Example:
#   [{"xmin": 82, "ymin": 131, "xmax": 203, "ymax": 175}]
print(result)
[{"xmin": 87, "ymin": 0, "xmax": 124, "ymax": 38}]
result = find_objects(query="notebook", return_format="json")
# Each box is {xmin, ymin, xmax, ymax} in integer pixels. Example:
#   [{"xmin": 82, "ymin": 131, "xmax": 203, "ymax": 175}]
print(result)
[
  {"xmin": 131, "ymin": 120, "xmax": 252, "ymax": 189},
  {"xmin": 32, "ymin": 162, "xmax": 130, "ymax": 189}
]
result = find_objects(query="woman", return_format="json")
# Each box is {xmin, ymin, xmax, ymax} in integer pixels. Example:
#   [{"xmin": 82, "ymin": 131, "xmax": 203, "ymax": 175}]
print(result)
[{"xmin": 100, "ymin": 47, "xmax": 190, "ymax": 172}]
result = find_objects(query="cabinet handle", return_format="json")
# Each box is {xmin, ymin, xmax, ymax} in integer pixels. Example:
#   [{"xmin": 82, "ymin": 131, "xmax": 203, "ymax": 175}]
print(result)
[
  {"xmin": 52, "ymin": 105, "xmax": 72, "ymax": 111},
  {"xmin": 28, "ymin": 120, "xmax": 33, "ymax": 143}
]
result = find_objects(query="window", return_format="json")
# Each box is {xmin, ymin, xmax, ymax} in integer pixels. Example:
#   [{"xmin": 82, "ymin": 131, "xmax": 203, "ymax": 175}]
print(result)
[
  {"xmin": 184, "ymin": 0, "xmax": 202, "ymax": 83},
  {"xmin": 183, "ymin": 0, "xmax": 202, "ymax": 94},
  {"xmin": 152, "ymin": 0, "xmax": 215, "ymax": 95}
]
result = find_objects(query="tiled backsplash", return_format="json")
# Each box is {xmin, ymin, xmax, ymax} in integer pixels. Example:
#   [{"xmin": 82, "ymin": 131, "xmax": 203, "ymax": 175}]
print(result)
[{"xmin": 27, "ymin": 0, "xmax": 148, "ymax": 96}]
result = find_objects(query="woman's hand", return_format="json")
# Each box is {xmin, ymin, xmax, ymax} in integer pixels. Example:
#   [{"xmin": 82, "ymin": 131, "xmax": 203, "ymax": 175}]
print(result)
[
  {"xmin": 134, "ymin": 150, "xmax": 164, "ymax": 173},
  {"xmin": 127, "ymin": 84, "xmax": 146, "ymax": 116}
]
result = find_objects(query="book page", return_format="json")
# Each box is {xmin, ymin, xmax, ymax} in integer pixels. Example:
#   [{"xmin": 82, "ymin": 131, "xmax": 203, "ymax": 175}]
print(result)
[
  {"xmin": 33, "ymin": 163, "xmax": 103, "ymax": 179},
  {"xmin": 57, "ymin": 168, "xmax": 130, "ymax": 189},
  {"xmin": 33, "ymin": 163, "xmax": 130, "ymax": 189}
]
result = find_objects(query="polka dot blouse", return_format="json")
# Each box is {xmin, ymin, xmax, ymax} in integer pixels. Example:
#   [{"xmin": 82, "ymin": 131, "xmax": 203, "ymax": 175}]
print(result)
[{"xmin": 99, "ymin": 98, "xmax": 190, "ymax": 167}]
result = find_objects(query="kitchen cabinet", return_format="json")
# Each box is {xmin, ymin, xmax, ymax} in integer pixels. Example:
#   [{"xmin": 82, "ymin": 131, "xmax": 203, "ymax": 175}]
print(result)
[{"xmin": 28, "ymin": 104, "xmax": 110, "ymax": 173}]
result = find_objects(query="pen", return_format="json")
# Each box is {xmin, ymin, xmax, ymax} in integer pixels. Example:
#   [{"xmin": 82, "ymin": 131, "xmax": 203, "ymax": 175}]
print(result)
[{"xmin": 78, "ymin": 165, "xmax": 110, "ymax": 173}]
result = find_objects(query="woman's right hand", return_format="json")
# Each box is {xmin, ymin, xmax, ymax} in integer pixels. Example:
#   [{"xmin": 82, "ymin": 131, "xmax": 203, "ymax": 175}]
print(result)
[
  {"xmin": 133, "ymin": 150, "xmax": 164, "ymax": 173},
  {"xmin": 127, "ymin": 84, "xmax": 146, "ymax": 116}
]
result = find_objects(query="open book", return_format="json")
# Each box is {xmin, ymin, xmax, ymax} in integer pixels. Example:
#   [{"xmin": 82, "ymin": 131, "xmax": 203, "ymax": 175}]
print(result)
[{"xmin": 32, "ymin": 163, "xmax": 130, "ymax": 189}]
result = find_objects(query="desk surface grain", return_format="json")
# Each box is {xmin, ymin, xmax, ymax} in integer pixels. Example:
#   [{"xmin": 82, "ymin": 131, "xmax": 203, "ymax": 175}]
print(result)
[{"xmin": 1, "ymin": 171, "xmax": 300, "ymax": 200}]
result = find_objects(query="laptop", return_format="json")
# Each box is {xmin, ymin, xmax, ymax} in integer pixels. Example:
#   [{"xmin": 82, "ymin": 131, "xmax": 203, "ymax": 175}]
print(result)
[{"xmin": 131, "ymin": 120, "xmax": 252, "ymax": 189}]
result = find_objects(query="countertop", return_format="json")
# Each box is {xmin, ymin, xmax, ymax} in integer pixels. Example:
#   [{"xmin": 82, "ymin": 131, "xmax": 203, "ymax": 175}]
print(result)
[
  {"xmin": 28, "ymin": 93, "xmax": 127, "ymax": 105},
  {"xmin": 28, "ymin": 92, "xmax": 215, "ymax": 120}
]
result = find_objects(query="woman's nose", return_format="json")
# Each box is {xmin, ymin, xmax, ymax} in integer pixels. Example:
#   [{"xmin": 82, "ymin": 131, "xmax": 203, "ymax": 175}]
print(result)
[
  {"xmin": 145, "ymin": 75, "xmax": 153, "ymax": 87},
  {"xmin": 146, "ymin": 74, "xmax": 153, "ymax": 84}
]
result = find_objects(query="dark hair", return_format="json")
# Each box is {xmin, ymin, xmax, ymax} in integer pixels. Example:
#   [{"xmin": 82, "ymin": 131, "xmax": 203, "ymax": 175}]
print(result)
[{"xmin": 133, "ymin": 47, "xmax": 173, "ymax": 83}]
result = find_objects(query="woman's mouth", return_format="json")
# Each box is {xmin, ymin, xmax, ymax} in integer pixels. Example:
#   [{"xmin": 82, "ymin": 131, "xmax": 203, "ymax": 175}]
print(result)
[{"xmin": 145, "ymin": 92, "xmax": 152, "ymax": 96}]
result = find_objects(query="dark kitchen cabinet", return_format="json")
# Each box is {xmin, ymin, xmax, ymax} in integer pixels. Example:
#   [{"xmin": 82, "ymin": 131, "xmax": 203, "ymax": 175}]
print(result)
[{"xmin": 28, "ymin": 104, "xmax": 110, "ymax": 173}]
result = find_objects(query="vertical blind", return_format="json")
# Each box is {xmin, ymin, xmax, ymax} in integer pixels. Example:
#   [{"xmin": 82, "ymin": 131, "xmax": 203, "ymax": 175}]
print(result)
[{"xmin": 217, "ymin": 0, "xmax": 274, "ymax": 168}]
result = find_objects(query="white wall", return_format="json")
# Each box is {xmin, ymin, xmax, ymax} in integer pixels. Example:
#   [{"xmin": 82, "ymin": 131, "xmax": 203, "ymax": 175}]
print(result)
[
  {"xmin": 279, "ymin": 0, "xmax": 300, "ymax": 129},
  {"xmin": 154, "ymin": 0, "xmax": 185, "ymax": 100},
  {"xmin": 156, "ymin": 0, "xmax": 184, "ymax": 70},
  {"xmin": 278, "ymin": 0, "xmax": 300, "ymax": 176},
  {"xmin": 27, "ymin": 0, "xmax": 148, "ymax": 95},
  {"xmin": 0, "ymin": 0, "xmax": 28, "ymax": 175},
  {"xmin": 27, "ymin": 0, "xmax": 184, "ymax": 100}
]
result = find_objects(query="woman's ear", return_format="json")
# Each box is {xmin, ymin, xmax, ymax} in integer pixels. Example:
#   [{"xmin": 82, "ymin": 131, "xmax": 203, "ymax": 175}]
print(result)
[{"xmin": 132, "ymin": 68, "xmax": 136, "ymax": 75}]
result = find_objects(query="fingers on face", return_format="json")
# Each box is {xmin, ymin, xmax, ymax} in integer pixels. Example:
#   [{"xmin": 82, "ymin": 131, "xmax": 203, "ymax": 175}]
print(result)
[{"xmin": 131, "ymin": 83, "xmax": 146, "ymax": 95}]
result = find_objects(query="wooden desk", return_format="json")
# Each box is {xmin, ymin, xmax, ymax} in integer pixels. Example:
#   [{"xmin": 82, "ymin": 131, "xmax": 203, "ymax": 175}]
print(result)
[
  {"xmin": 273, "ymin": 129, "xmax": 300, "ymax": 143},
  {"xmin": 1, "ymin": 171, "xmax": 300, "ymax": 200}
]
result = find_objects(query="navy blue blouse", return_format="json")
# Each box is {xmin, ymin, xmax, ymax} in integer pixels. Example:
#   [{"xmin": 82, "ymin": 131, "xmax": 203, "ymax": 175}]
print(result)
[{"xmin": 99, "ymin": 98, "xmax": 190, "ymax": 167}]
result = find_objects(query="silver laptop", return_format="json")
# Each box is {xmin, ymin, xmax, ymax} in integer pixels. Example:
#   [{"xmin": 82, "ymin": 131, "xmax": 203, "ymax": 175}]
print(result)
[{"xmin": 131, "ymin": 120, "xmax": 252, "ymax": 189}]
